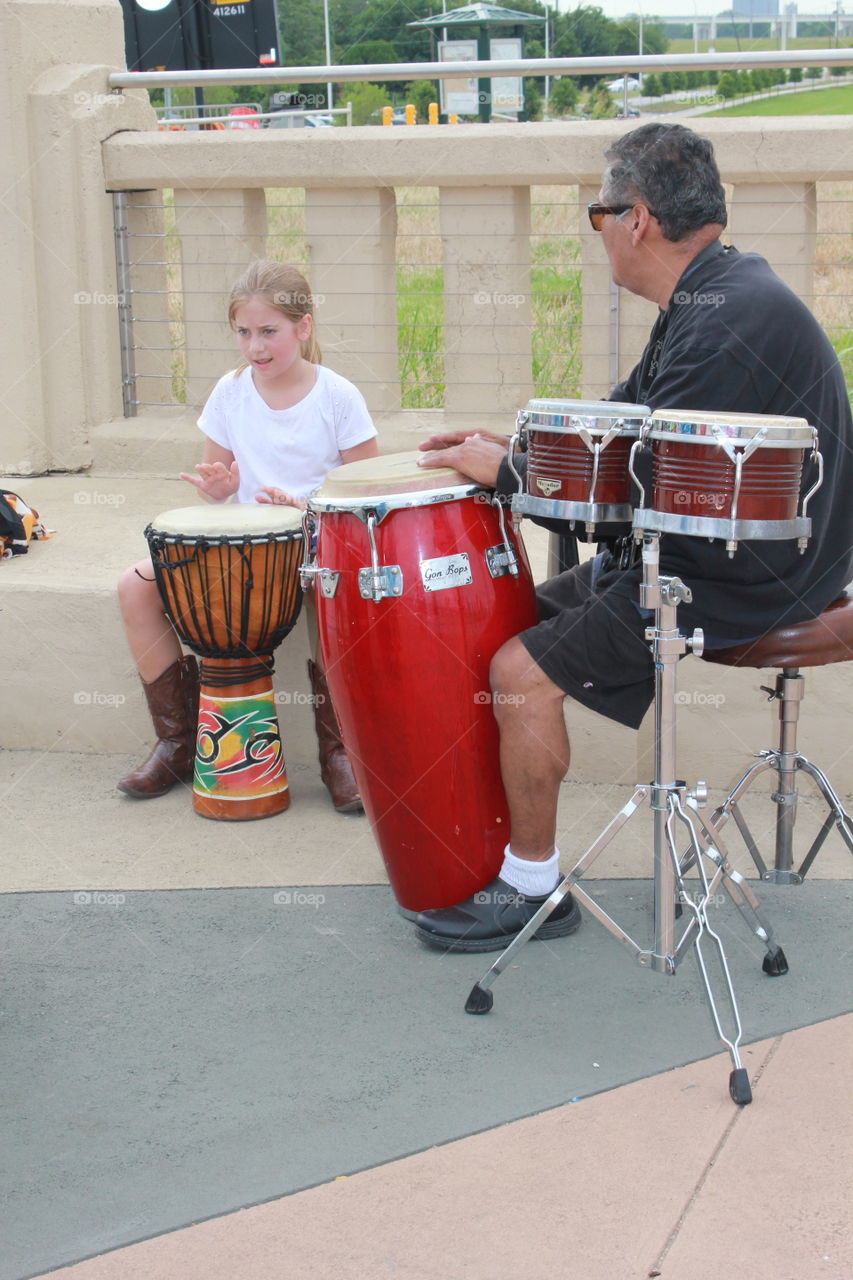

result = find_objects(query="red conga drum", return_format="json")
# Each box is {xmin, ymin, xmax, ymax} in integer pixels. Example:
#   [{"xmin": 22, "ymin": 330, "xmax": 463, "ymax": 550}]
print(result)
[
  {"xmin": 304, "ymin": 452, "xmax": 538, "ymax": 911},
  {"xmin": 513, "ymin": 398, "xmax": 650, "ymax": 538},
  {"xmin": 145, "ymin": 504, "xmax": 304, "ymax": 820},
  {"xmin": 630, "ymin": 410, "xmax": 821, "ymax": 553}
]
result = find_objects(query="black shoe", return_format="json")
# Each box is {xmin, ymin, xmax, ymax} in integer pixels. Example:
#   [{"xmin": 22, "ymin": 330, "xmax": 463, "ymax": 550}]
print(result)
[{"xmin": 414, "ymin": 875, "xmax": 582, "ymax": 953}]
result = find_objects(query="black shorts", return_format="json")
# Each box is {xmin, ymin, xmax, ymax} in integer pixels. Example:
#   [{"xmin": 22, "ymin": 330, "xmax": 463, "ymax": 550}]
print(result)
[{"xmin": 519, "ymin": 557, "xmax": 655, "ymax": 730}]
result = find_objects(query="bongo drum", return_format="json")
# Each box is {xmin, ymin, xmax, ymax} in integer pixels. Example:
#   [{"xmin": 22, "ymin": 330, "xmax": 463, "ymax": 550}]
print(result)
[
  {"xmin": 145, "ymin": 504, "xmax": 304, "ymax": 821},
  {"xmin": 512, "ymin": 398, "xmax": 650, "ymax": 537},
  {"xmin": 303, "ymin": 452, "xmax": 538, "ymax": 912},
  {"xmin": 630, "ymin": 410, "xmax": 822, "ymax": 553}
]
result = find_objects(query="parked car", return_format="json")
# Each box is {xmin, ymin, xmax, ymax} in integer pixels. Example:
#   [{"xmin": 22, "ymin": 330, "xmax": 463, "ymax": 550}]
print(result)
[
  {"xmin": 617, "ymin": 107, "xmax": 642, "ymax": 118},
  {"xmin": 606, "ymin": 77, "xmax": 640, "ymax": 93},
  {"xmin": 304, "ymin": 113, "xmax": 335, "ymax": 128}
]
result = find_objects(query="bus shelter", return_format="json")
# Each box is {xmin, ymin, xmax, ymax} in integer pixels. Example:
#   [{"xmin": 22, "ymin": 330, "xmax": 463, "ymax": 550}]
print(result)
[{"xmin": 408, "ymin": 3, "xmax": 545, "ymax": 123}]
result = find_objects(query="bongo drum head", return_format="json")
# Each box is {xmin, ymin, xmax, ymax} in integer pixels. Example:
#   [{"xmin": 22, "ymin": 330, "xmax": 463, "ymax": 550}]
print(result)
[
  {"xmin": 524, "ymin": 398, "xmax": 649, "ymax": 425},
  {"xmin": 647, "ymin": 409, "xmax": 813, "ymax": 444},
  {"xmin": 149, "ymin": 503, "xmax": 304, "ymax": 538},
  {"xmin": 310, "ymin": 450, "xmax": 480, "ymax": 511}
]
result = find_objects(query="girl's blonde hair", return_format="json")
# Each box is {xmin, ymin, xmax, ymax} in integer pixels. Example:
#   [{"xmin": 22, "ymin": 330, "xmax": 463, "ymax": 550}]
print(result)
[{"xmin": 228, "ymin": 260, "xmax": 322, "ymax": 364}]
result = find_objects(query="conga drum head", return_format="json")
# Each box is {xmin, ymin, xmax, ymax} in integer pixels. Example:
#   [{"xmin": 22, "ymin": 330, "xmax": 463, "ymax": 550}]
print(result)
[
  {"xmin": 633, "ymin": 409, "xmax": 816, "ymax": 545},
  {"xmin": 150, "ymin": 503, "xmax": 304, "ymax": 538},
  {"xmin": 310, "ymin": 450, "xmax": 482, "ymax": 513},
  {"xmin": 145, "ymin": 502, "xmax": 304, "ymax": 658},
  {"xmin": 515, "ymin": 397, "xmax": 650, "ymax": 530}
]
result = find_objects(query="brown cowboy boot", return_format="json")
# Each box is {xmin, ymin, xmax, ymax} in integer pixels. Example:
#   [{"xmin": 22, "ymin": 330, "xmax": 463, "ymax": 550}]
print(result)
[
  {"xmin": 307, "ymin": 659, "xmax": 363, "ymax": 814},
  {"xmin": 118, "ymin": 655, "xmax": 199, "ymax": 799}
]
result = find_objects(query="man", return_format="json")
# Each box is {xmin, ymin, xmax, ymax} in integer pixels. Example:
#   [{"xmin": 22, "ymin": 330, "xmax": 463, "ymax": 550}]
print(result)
[{"xmin": 414, "ymin": 122, "xmax": 853, "ymax": 952}]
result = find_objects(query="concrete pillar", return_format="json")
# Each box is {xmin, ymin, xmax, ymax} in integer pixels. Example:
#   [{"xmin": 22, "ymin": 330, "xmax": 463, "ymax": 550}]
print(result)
[
  {"xmin": 578, "ymin": 184, "xmax": 657, "ymax": 400},
  {"xmin": 173, "ymin": 189, "xmax": 267, "ymax": 408},
  {"xmin": 0, "ymin": 0, "xmax": 155, "ymax": 474},
  {"xmin": 304, "ymin": 187, "xmax": 399, "ymax": 414},
  {"xmin": 728, "ymin": 182, "xmax": 816, "ymax": 309},
  {"xmin": 124, "ymin": 192, "xmax": 173, "ymax": 409},
  {"xmin": 439, "ymin": 186, "xmax": 533, "ymax": 425}
]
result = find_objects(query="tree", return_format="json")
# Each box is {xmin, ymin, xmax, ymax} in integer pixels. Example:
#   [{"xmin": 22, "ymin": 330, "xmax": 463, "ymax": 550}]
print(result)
[
  {"xmin": 642, "ymin": 72, "xmax": 662, "ymax": 98},
  {"xmin": 407, "ymin": 79, "xmax": 437, "ymax": 120},
  {"xmin": 788, "ymin": 66, "xmax": 803, "ymax": 83},
  {"xmin": 340, "ymin": 39, "xmax": 401, "ymax": 94},
  {"xmin": 716, "ymin": 72, "xmax": 738, "ymax": 99},
  {"xmin": 342, "ymin": 81, "xmax": 391, "ymax": 125},
  {"xmin": 548, "ymin": 76, "xmax": 579, "ymax": 115},
  {"xmin": 587, "ymin": 81, "xmax": 617, "ymax": 118}
]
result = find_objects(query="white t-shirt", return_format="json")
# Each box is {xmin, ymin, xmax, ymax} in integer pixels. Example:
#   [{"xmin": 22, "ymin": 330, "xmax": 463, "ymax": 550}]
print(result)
[{"xmin": 197, "ymin": 364, "xmax": 377, "ymax": 503}]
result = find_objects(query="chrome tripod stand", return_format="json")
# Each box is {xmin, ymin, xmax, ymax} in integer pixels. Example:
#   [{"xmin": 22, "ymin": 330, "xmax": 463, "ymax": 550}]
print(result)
[{"xmin": 465, "ymin": 532, "xmax": 789, "ymax": 1106}]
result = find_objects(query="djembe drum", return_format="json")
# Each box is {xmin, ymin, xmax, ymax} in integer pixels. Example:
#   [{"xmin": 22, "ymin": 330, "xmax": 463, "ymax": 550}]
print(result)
[
  {"xmin": 303, "ymin": 452, "xmax": 538, "ymax": 911},
  {"xmin": 145, "ymin": 504, "xmax": 304, "ymax": 821}
]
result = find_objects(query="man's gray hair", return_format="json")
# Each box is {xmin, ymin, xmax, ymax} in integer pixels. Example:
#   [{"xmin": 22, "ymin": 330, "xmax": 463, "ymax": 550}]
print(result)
[{"xmin": 603, "ymin": 123, "xmax": 728, "ymax": 242}]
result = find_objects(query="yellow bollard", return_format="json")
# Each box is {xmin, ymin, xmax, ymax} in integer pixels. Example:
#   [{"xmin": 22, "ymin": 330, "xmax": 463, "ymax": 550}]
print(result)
[
  {"xmin": 382, "ymin": 105, "xmax": 393, "ymax": 126},
  {"xmin": 428, "ymin": 101, "xmax": 438, "ymax": 125},
  {"xmin": 405, "ymin": 103, "xmax": 416, "ymax": 125},
  {"xmin": 449, "ymin": 113, "xmax": 458, "ymax": 124}
]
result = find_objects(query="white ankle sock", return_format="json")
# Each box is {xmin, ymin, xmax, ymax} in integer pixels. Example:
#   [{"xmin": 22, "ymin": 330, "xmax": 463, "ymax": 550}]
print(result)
[{"xmin": 500, "ymin": 845, "xmax": 560, "ymax": 897}]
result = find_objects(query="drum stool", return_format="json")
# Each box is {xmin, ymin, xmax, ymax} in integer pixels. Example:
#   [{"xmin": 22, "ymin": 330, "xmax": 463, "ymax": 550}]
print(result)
[{"xmin": 703, "ymin": 592, "xmax": 853, "ymax": 882}]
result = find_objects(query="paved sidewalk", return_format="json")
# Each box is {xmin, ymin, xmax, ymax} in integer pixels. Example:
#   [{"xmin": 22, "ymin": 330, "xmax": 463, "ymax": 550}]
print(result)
[{"xmin": 36, "ymin": 1016, "xmax": 853, "ymax": 1280}]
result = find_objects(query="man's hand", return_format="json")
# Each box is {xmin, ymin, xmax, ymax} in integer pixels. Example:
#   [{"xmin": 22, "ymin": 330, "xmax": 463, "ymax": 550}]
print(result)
[
  {"xmin": 417, "ymin": 432, "xmax": 510, "ymax": 488},
  {"xmin": 180, "ymin": 460, "xmax": 240, "ymax": 503}
]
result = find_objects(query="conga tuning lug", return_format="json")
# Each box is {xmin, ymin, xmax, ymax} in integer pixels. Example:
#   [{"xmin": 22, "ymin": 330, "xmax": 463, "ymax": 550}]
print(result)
[
  {"xmin": 485, "ymin": 544, "xmax": 519, "ymax": 579},
  {"xmin": 358, "ymin": 565, "xmax": 403, "ymax": 601},
  {"xmin": 318, "ymin": 570, "xmax": 339, "ymax": 598}
]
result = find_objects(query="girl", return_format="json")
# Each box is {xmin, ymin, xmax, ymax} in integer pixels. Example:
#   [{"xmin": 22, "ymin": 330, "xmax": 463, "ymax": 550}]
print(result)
[{"xmin": 117, "ymin": 260, "xmax": 378, "ymax": 812}]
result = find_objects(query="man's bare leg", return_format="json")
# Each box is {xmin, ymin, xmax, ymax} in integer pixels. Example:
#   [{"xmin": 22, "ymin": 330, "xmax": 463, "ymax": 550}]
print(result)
[{"xmin": 490, "ymin": 636, "xmax": 570, "ymax": 861}]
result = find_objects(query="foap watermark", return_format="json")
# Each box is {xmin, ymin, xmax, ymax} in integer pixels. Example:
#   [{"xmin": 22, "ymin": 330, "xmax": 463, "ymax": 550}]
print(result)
[
  {"xmin": 275, "ymin": 690, "xmax": 324, "ymax": 707},
  {"xmin": 73, "ymin": 691, "xmax": 126, "ymax": 708},
  {"xmin": 672, "ymin": 289, "xmax": 725, "ymax": 309},
  {"xmin": 73, "ymin": 490, "xmax": 126, "ymax": 507},
  {"xmin": 680, "ymin": 889, "xmax": 726, "ymax": 908},
  {"xmin": 272, "ymin": 890, "xmax": 325, "ymax": 908},
  {"xmin": 674, "ymin": 690, "xmax": 726, "ymax": 709},
  {"xmin": 473, "ymin": 291, "xmax": 527, "ymax": 308},
  {"xmin": 73, "ymin": 291, "xmax": 126, "ymax": 306},
  {"xmin": 473, "ymin": 887, "xmax": 521, "ymax": 905},
  {"xmin": 473, "ymin": 691, "xmax": 525, "ymax": 706},
  {"xmin": 73, "ymin": 891, "xmax": 126, "ymax": 907},
  {"xmin": 273, "ymin": 290, "xmax": 325, "ymax": 308},
  {"xmin": 672, "ymin": 490, "xmax": 726, "ymax": 510},
  {"xmin": 73, "ymin": 91, "xmax": 124, "ymax": 109}
]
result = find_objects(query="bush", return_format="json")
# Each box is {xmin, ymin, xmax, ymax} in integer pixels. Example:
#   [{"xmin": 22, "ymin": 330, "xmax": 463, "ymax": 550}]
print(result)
[
  {"xmin": 344, "ymin": 82, "xmax": 391, "ymax": 126},
  {"xmin": 407, "ymin": 80, "xmax": 437, "ymax": 120},
  {"xmin": 548, "ymin": 76, "xmax": 579, "ymax": 115},
  {"xmin": 642, "ymin": 72, "xmax": 662, "ymax": 98},
  {"xmin": 788, "ymin": 66, "xmax": 803, "ymax": 83}
]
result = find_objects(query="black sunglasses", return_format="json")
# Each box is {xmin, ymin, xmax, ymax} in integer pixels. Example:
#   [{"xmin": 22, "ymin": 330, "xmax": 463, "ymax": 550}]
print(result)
[
  {"xmin": 587, "ymin": 202, "xmax": 657, "ymax": 232},
  {"xmin": 587, "ymin": 203, "xmax": 632, "ymax": 231}
]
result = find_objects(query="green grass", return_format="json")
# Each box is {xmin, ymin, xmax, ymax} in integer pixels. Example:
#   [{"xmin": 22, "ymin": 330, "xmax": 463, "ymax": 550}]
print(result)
[
  {"xmin": 700, "ymin": 84, "xmax": 853, "ymax": 115},
  {"xmin": 667, "ymin": 35, "xmax": 853, "ymax": 52},
  {"xmin": 396, "ymin": 249, "xmax": 582, "ymax": 409}
]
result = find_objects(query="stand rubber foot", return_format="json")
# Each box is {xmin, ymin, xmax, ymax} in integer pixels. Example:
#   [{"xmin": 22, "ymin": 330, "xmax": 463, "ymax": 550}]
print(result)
[
  {"xmin": 762, "ymin": 946, "xmax": 789, "ymax": 977},
  {"xmin": 729, "ymin": 1068, "xmax": 752, "ymax": 1106},
  {"xmin": 465, "ymin": 984, "xmax": 494, "ymax": 1015}
]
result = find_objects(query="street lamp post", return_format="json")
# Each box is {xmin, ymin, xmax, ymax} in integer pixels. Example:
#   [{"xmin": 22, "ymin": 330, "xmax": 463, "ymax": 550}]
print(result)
[{"xmin": 323, "ymin": 0, "xmax": 333, "ymax": 110}]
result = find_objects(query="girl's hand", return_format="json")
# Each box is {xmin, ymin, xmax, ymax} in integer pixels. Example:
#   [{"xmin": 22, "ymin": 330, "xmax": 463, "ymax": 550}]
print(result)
[
  {"xmin": 180, "ymin": 460, "xmax": 240, "ymax": 502},
  {"xmin": 256, "ymin": 487, "xmax": 306, "ymax": 511}
]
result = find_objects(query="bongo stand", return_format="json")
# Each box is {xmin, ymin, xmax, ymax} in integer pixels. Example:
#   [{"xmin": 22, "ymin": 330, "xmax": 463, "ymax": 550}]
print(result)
[{"xmin": 465, "ymin": 532, "xmax": 789, "ymax": 1106}]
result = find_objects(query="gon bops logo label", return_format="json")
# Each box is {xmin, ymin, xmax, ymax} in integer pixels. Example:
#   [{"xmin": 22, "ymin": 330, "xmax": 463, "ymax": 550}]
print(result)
[{"xmin": 535, "ymin": 477, "xmax": 562, "ymax": 497}]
